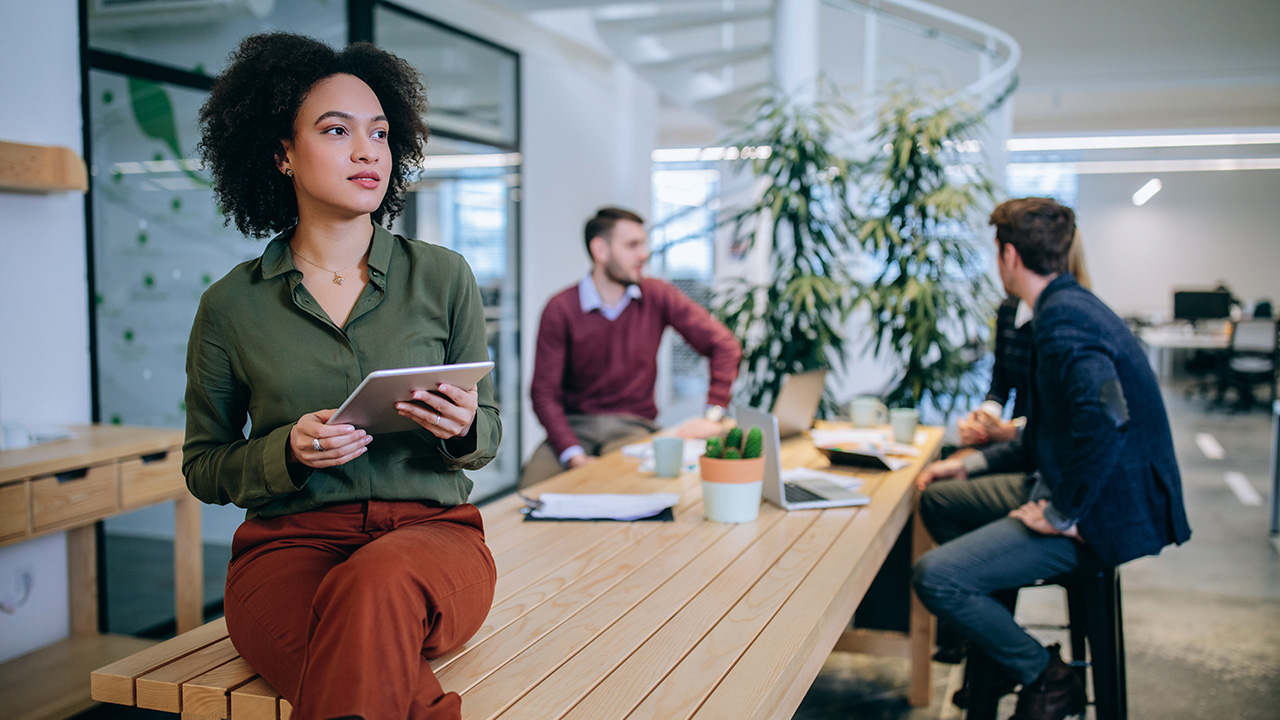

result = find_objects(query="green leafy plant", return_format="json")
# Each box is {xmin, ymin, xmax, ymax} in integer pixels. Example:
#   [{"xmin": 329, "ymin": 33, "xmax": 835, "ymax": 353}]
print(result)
[
  {"xmin": 716, "ymin": 85, "xmax": 862, "ymax": 413},
  {"xmin": 704, "ymin": 426, "xmax": 764, "ymax": 460},
  {"xmin": 852, "ymin": 88, "xmax": 1003, "ymax": 413}
]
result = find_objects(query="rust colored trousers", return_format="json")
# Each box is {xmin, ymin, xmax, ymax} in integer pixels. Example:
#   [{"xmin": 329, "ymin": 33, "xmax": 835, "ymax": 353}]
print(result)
[{"xmin": 223, "ymin": 501, "xmax": 496, "ymax": 720}]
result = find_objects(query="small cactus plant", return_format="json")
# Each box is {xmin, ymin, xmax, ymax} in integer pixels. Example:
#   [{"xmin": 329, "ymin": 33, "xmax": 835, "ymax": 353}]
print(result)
[
  {"xmin": 742, "ymin": 427, "xmax": 763, "ymax": 459},
  {"xmin": 703, "ymin": 425, "xmax": 762, "ymax": 459},
  {"xmin": 725, "ymin": 427, "xmax": 744, "ymax": 453}
]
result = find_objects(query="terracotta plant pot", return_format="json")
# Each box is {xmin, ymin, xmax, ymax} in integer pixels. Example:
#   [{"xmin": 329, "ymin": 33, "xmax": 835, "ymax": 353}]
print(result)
[
  {"xmin": 698, "ymin": 455, "xmax": 765, "ymax": 484},
  {"xmin": 699, "ymin": 455, "xmax": 765, "ymax": 523}
]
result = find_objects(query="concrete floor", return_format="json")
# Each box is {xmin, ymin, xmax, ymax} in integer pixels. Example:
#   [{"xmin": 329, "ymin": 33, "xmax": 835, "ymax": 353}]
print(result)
[{"xmin": 793, "ymin": 381, "xmax": 1280, "ymax": 719}]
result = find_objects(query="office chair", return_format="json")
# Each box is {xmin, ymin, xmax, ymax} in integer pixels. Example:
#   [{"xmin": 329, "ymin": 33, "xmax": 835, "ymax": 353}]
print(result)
[{"xmin": 1222, "ymin": 318, "xmax": 1278, "ymax": 411}]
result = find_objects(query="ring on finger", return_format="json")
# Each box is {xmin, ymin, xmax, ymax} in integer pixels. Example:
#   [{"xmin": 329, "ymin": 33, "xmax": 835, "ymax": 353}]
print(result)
[
  {"xmin": 430, "ymin": 410, "xmax": 440, "ymax": 426},
  {"xmin": 312, "ymin": 438, "xmax": 324, "ymax": 452}
]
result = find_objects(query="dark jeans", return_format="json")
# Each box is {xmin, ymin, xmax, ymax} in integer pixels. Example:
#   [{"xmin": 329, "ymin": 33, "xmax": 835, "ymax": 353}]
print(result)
[{"xmin": 913, "ymin": 474, "xmax": 1085, "ymax": 684}]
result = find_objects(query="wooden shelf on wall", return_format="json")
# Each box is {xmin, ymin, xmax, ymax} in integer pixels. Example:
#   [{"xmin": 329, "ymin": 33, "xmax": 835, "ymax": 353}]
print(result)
[{"xmin": 0, "ymin": 140, "xmax": 88, "ymax": 194}]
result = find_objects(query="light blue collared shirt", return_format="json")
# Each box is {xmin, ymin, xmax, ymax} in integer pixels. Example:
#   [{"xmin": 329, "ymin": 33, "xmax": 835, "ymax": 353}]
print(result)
[
  {"xmin": 578, "ymin": 273, "xmax": 643, "ymax": 322},
  {"xmin": 558, "ymin": 274, "xmax": 646, "ymax": 466}
]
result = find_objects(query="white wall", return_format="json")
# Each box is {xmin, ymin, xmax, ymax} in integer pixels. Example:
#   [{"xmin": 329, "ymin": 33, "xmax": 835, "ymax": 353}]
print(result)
[
  {"xmin": 1077, "ymin": 169, "xmax": 1280, "ymax": 320},
  {"xmin": 394, "ymin": 1, "xmax": 660, "ymax": 461},
  {"xmin": 0, "ymin": 1, "xmax": 87, "ymax": 663}
]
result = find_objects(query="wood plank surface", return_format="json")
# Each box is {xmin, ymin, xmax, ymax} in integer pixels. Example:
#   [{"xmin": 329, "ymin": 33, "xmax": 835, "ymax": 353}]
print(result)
[
  {"xmin": 92, "ymin": 618, "xmax": 229, "ymax": 705},
  {"xmin": 693, "ymin": 428, "xmax": 941, "ymax": 719},
  {"xmin": 616, "ymin": 508, "xmax": 857, "ymax": 720},
  {"xmin": 183, "ymin": 656, "xmax": 258, "ymax": 718},
  {"xmin": 505, "ymin": 508, "xmax": 817, "ymax": 720},
  {"xmin": 0, "ymin": 425, "xmax": 183, "ymax": 485},
  {"xmin": 0, "ymin": 634, "xmax": 154, "ymax": 720},
  {"xmin": 229, "ymin": 677, "xmax": 282, "ymax": 720},
  {"xmin": 136, "ymin": 637, "xmax": 241, "ymax": 712}
]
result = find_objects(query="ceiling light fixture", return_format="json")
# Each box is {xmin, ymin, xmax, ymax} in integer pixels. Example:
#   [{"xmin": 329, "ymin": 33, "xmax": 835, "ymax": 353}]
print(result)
[
  {"xmin": 1131, "ymin": 178, "xmax": 1163, "ymax": 206},
  {"xmin": 1007, "ymin": 132, "xmax": 1280, "ymax": 152}
]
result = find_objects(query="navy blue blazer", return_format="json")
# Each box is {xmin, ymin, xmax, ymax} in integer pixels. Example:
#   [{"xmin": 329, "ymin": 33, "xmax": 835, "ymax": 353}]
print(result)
[{"xmin": 982, "ymin": 274, "xmax": 1192, "ymax": 566}]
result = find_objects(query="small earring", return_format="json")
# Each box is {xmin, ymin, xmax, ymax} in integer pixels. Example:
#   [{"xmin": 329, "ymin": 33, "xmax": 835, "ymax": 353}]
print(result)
[{"xmin": 284, "ymin": 168, "xmax": 294, "ymax": 177}]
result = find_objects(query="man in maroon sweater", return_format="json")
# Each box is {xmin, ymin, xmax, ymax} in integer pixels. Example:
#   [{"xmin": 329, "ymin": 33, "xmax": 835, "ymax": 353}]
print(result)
[{"xmin": 520, "ymin": 207, "xmax": 743, "ymax": 488}]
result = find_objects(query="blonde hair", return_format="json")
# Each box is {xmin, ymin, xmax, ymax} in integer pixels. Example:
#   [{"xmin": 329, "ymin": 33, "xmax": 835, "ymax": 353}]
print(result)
[{"xmin": 1067, "ymin": 228, "xmax": 1092, "ymax": 290}]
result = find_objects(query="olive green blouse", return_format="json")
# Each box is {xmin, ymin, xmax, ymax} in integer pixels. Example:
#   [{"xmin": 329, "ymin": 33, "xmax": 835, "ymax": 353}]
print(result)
[{"xmin": 182, "ymin": 224, "xmax": 500, "ymax": 519}]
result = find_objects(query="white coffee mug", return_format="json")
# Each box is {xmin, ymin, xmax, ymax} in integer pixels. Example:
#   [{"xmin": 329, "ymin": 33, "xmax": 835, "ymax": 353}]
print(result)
[
  {"xmin": 851, "ymin": 397, "xmax": 888, "ymax": 427},
  {"xmin": 889, "ymin": 408, "xmax": 919, "ymax": 445}
]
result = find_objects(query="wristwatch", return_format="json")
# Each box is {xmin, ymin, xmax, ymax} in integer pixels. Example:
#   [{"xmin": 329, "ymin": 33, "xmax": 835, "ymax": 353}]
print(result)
[{"xmin": 703, "ymin": 405, "xmax": 726, "ymax": 423}]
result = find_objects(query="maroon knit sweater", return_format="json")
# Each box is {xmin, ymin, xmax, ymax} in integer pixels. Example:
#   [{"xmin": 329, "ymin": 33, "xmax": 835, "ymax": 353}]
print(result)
[{"xmin": 530, "ymin": 278, "xmax": 743, "ymax": 456}]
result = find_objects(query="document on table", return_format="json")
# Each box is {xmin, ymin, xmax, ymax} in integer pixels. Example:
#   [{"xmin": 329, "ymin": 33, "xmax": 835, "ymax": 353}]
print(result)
[
  {"xmin": 526, "ymin": 492, "xmax": 680, "ymax": 521},
  {"xmin": 809, "ymin": 428, "xmax": 922, "ymax": 457}
]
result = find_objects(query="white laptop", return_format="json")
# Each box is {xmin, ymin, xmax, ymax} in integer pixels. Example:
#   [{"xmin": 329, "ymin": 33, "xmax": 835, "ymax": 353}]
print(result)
[
  {"xmin": 773, "ymin": 369, "xmax": 828, "ymax": 438},
  {"xmin": 735, "ymin": 405, "xmax": 871, "ymax": 510}
]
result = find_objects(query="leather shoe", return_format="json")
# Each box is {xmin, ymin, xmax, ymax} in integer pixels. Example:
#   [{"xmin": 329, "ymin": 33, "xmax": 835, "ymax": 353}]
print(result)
[{"xmin": 1009, "ymin": 644, "xmax": 1085, "ymax": 720}]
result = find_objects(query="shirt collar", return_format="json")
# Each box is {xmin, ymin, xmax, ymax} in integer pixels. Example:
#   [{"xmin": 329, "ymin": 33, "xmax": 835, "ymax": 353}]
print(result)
[
  {"xmin": 260, "ymin": 224, "xmax": 392, "ymax": 284},
  {"xmin": 578, "ymin": 273, "xmax": 642, "ymax": 314}
]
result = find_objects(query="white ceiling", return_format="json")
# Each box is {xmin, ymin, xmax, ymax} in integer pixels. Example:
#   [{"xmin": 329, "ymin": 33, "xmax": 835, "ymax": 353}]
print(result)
[
  {"xmin": 489, "ymin": 0, "xmax": 1280, "ymax": 134},
  {"xmin": 930, "ymin": 0, "xmax": 1280, "ymax": 132}
]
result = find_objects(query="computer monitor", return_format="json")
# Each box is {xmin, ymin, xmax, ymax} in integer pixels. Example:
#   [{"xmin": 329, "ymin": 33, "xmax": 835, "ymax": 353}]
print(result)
[{"xmin": 1173, "ymin": 290, "xmax": 1232, "ymax": 325}]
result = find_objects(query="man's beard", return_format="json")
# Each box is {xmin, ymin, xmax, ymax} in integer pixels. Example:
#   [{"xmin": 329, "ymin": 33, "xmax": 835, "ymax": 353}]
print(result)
[{"xmin": 604, "ymin": 259, "xmax": 638, "ymax": 286}]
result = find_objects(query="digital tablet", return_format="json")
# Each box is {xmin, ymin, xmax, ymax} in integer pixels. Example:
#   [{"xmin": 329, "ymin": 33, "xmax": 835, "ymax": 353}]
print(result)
[{"xmin": 326, "ymin": 361, "xmax": 494, "ymax": 434}]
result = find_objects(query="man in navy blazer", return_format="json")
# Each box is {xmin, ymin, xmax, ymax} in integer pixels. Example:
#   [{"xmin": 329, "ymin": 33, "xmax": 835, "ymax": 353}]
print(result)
[{"xmin": 912, "ymin": 197, "xmax": 1191, "ymax": 720}]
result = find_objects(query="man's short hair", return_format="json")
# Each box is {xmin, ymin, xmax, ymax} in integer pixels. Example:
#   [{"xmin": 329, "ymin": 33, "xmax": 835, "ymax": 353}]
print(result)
[
  {"xmin": 584, "ymin": 207, "xmax": 644, "ymax": 255},
  {"xmin": 989, "ymin": 197, "xmax": 1076, "ymax": 277}
]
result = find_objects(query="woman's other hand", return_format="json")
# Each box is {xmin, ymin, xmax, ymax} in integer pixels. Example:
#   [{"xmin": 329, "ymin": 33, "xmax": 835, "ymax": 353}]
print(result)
[
  {"xmin": 289, "ymin": 410, "xmax": 370, "ymax": 468},
  {"xmin": 399, "ymin": 383, "xmax": 478, "ymax": 440}
]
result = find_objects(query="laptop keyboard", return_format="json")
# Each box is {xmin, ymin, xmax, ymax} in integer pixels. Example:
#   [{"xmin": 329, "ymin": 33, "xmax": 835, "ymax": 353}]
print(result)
[{"xmin": 784, "ymin": 483, "xmax": 826, "ymax": 504}]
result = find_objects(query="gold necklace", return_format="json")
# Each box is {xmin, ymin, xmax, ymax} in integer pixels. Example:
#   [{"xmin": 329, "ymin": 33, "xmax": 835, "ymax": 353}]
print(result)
[{"xmin": 290, "ymin": 245, "xmax": 367, "ymax": 286}]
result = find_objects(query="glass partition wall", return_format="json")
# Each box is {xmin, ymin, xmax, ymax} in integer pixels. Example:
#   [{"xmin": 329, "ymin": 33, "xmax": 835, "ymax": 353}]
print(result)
[
  {"xmin": 84, "ymin": 0, "xmax": 522, "ymax": 634},
  {"xmin": 373, "ymin": 2, "xmax": 522, "ymax": 500}
]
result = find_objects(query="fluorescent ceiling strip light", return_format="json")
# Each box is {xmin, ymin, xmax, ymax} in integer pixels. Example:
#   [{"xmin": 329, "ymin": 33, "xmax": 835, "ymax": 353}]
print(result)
[
  {"xmin": 423, "ymin": 153, "xmax": 522, "ymax": 170},
  {"xmin": 1008, "ymin": 157, "xmax": 1280, "ymax": 175},
  {"xmin": 651, "ymin": 146, "xmax": 772, "ymax": 163},
  {"xmin": 1131, "ymin": 178, "xmax": 1162, "ymax": 206},
  {"xmin": 1007, "ymin": 132, "xmax": 1280, "ymax": 152}
]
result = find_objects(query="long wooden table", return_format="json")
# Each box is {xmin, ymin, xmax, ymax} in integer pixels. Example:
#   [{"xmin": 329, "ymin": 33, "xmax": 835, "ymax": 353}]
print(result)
[{"xmin": 91, "ymin": 425, "xmax": 942, "ymax": 719}]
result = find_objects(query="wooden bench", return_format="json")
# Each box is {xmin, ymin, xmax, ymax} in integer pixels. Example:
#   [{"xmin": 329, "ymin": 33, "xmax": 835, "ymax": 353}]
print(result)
[
  {"xmin": 92, "ymin": 427, "xmax": 942, "ymax": 719},
  {"xmin": 91, "ymin": 616, "xmax": 290, "ymax": 719}
]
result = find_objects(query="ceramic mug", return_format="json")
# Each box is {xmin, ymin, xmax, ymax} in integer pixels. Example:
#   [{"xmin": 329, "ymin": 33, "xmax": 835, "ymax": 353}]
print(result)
[
  {"xmin": 889, "ymin": 407, "xmax": 919, "ymax": 444},
  {"xmin": 850, "ymin": 397, "xmax": 888, "ymax": 428},
  {"xmin": 652, "ymin": 437, "xmax": 685, "ymax": 478}
]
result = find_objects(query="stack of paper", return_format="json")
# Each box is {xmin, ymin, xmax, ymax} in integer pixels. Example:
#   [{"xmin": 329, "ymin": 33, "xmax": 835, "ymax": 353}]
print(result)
[{"xmin": 527, "ymin": 492, "xmax": 680, "ymax": 521}]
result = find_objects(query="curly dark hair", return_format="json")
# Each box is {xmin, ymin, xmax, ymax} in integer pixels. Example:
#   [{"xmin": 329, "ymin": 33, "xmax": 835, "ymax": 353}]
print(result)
[{"xmin": 198, "ymin": 33, "xmax": 429, "ymax": 238}]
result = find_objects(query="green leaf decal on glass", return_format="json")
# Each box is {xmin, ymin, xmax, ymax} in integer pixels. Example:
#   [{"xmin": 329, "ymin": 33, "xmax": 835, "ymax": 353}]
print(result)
[{"xmin": 127, "ymin": 77, "xmax": 208, "ymax": 185}]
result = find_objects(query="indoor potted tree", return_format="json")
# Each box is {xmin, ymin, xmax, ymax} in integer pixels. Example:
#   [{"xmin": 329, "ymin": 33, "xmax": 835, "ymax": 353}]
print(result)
[
  {"xmin": 715, "ymin": 85, "xmax": 862, "ymax": 415},
  {"xmin": 851, "ymin": 87, "xmax": 1003, "ymax": 415}
]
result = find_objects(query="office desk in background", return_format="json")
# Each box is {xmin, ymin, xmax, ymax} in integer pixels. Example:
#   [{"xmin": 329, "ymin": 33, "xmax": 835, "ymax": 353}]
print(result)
[{"xmin": 1139, "ymin": 324, "xmax": 1230, "ymax": 378}]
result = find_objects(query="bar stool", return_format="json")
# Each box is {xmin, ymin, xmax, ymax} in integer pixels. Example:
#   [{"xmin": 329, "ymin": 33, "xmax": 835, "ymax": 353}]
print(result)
[{"xmin": 964, "ymin": 565, "xmax": 1127, "ymax": 720}]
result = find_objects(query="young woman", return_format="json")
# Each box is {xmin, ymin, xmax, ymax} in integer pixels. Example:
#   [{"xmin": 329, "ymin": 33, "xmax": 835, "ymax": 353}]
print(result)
[{"xmin": 184, "ymin": 33, "xmax": 499, "ymax": 720}]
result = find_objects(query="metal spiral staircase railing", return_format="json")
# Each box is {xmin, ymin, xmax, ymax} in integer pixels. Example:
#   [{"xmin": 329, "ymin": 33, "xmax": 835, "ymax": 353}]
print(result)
[{"xmin": 583, "ymin": 0, "xmax": 1020, "ymax": 141}]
